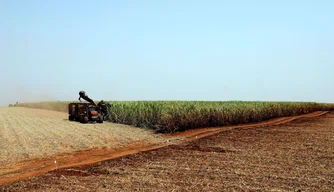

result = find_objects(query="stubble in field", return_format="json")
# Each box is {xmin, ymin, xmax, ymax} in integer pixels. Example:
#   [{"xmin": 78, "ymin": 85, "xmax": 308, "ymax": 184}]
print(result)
[
  {"xmin": 0, "ymin": 107, "xmax": 168, "ymax": 167},
  {"xmin": 3, "ymin": 115, "xmax": 333, "ymax": 191}
]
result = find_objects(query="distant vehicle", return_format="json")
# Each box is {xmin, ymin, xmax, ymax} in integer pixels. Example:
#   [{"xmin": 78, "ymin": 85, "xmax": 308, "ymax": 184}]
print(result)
[{"xmin": 68, "ymin": 102, "xmax": 104, "ymax": 123}]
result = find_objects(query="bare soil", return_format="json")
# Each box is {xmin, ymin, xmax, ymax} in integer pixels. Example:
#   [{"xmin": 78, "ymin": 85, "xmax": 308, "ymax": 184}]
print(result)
[{"xmin": 1, "ymin": 111, "xmax": 333, "ymax": 191}]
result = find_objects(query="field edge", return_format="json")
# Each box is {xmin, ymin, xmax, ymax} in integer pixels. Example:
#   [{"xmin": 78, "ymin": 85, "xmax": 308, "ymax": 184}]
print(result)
[{"xmin": 0, "ymin": 110, "xmax": 329, "ymax": 186}]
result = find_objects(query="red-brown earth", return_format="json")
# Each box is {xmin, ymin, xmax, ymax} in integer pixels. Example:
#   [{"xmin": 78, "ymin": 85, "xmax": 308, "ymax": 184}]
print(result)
[{"xmin": 1, "ymin": 111, "xmax": 333, "ymax": 191}]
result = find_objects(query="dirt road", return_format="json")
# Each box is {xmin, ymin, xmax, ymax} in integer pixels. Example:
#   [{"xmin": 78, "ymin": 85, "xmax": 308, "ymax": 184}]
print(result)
[{"xmin": 0, "ymin": 107, "xmax": 330, "ymax": 187}]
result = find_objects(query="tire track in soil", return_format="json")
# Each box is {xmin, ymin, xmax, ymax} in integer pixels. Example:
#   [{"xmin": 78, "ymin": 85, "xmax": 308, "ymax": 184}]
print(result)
[
  {"xmin": 20, "ymin": 117, "xmax": 58, "ymax": 155},
  {"xmin": 0, "ymin": 110, "xmax": 329, "ymax": 186},
  {"xmin": 0, "ymin": 110, "xmax": 52, "ymax": 166},
  {"xmin": 1, "ymin": 112, "xmax": 29, "ymax": 164},
  {"xmin": 0, "ymin": 111, "xmax": 14, "ymax": 165},
  {"xmin": 18, "ymin": 109, "xmax": 116, "ymax": 154},
  {"xmin": 37, "ymin": 119, "xmax": 91, "ymax": 151}
]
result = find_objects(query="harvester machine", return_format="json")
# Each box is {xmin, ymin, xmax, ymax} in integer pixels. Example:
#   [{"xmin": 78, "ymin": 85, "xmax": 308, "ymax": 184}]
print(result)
[
  {"xmin": 68, "ymin": 102, "xmax": 103, "ymax": 123},
  {"xmin": 77, "ymin": 91, "xmax": 112, "ymax": 121}
]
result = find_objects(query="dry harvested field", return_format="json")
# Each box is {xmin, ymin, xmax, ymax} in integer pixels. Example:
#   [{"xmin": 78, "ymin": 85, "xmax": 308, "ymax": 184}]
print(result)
[
  {"xmin": 1, "ymin": 108, "xmax": 333, "ymax": 191},
  {"xmin": 0, "ymin": 107, "xmax": 176, "ymax": 168}
]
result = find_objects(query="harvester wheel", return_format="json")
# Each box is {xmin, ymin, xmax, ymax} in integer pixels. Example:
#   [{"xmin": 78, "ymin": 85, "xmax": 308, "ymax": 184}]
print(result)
[
  {"xmin": 98, "ymin": 115, "xmax": 103, "ymax": 123},
  {"xmin": 68, "ymin": 115, "xmax": 74, "ymax": 121},
  {"xmin": 81, "ymin": 116, "xmax": 89, "ymax": 124}
]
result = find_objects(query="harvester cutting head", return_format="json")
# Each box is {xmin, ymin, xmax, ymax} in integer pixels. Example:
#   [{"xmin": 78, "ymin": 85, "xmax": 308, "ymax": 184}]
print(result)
[{"xmin": 97, "ymin": 100, "xmax": 112, "ymax": 121}]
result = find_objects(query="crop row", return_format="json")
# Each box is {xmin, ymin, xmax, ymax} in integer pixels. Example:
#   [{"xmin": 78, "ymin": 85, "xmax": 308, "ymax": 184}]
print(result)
[{"xmin": 13, "ymin": 101, "xmax": 334, "ymax": 133}]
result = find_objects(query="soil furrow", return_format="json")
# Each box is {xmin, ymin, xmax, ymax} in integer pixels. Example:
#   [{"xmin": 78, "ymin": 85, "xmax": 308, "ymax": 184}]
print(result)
[{"xmin": 0, "ymin": 108, "xmax": 328, "ymax": 186}]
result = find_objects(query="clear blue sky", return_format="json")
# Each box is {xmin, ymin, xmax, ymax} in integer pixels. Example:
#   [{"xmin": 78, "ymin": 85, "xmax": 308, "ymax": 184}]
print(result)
[{"xmin": 1, "ymin": 0, "xmax": 333, "ymax": 105}]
